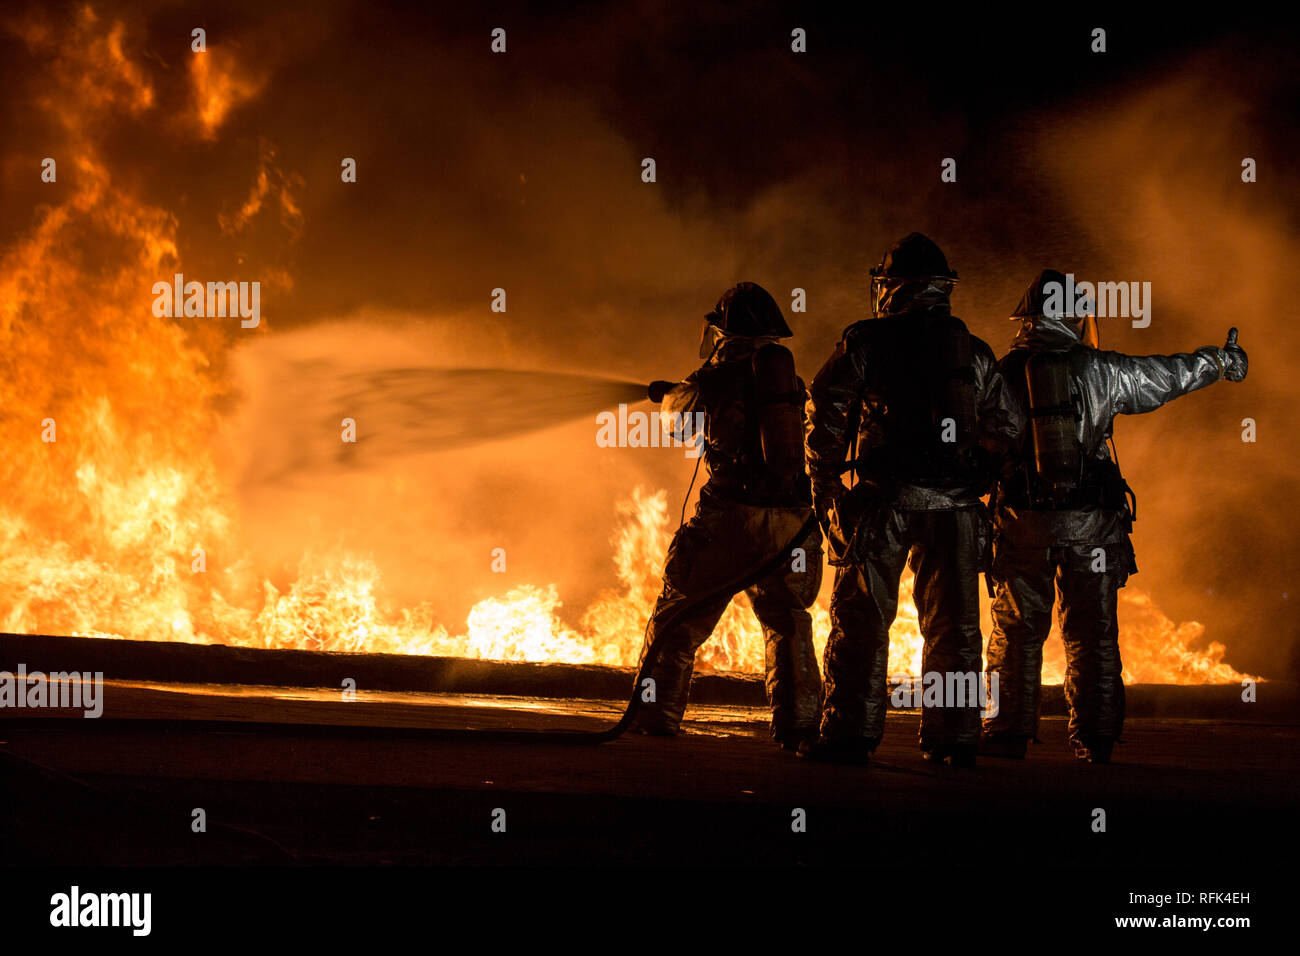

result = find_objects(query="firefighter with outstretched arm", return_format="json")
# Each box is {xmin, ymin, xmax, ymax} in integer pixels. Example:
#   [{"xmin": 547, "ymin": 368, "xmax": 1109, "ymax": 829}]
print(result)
[{"xmin": 982, "ymin": 269, "xmax": 1248, "ymax": 763}]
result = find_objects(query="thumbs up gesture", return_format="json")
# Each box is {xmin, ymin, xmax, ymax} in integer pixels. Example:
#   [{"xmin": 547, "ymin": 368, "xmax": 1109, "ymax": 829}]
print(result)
[{"xmin": 1221, "ymin": 327, "xmax": 1248, "ymax": 382}]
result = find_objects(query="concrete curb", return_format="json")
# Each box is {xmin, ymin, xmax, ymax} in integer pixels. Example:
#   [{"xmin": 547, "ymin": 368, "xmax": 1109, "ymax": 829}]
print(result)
[{"xmin": 1, "ymin": 632, "xmax": 1294, "ymax": 720}]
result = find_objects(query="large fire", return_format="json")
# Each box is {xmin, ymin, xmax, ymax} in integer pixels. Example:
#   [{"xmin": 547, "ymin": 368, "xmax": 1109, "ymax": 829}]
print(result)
[{"xmin": 0, "ymin": 8, "xmax": 1253, "ymax": 686}]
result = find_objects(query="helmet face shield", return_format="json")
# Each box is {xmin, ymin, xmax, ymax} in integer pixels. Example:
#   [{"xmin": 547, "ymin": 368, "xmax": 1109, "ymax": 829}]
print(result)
[
  {"xmin": 869, "ymin": 233, "xmax": 959, "ymax": 315},
  {"xmin": 1011, "ymin": 269, "xmax": 1099, "ymax": 348},
  {"xmin": 699, "ymin": 319, "xmax": 719, "ymax": 359},
  {"xmin": 870, "ymin": 275, "xmax": 956, "ymax": 317},
  {"xmin": 870, "ymin": 275, "xmax": 891, "ymax": 317},
  {"xmin": 699, "ymin": 320, "xmax": 732, "ymax": 359},
  {"xmin": 699, "ymin": 282, "xmax": 792, "ymax": 359}
]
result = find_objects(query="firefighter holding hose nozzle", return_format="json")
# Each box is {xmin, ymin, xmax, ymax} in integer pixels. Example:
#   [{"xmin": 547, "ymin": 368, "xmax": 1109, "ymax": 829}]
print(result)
[
  {"xmin": 800, "ymin": 233, "xmax": 1025, "ymax": 767},
  {"xmin": 982, "ymin": 270, "xmax": 1248, "ymax": 764},
  {"xmin": 633, "ymin": 282, "xmax": 824, "ymax": 750}
]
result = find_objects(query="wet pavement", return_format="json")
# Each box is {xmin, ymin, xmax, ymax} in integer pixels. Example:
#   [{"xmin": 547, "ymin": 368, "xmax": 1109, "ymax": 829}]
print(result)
[{"xmin": 2, "ymin": 679, "xmax": 1296, "ymax": 871}]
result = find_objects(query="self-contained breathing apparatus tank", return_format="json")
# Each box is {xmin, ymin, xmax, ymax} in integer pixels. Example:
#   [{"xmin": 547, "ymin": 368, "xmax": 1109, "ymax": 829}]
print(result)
[
  {"xmin": 751, "ymin": 342, "xmax": 805, "ymax": 501},
  {"xmin": 1024, "ymin": 351, "xmax": 1082, "ymax": 503},
  {"xmin": 927, "ymin": 313, "xmax": 979, "ymax": 455}
]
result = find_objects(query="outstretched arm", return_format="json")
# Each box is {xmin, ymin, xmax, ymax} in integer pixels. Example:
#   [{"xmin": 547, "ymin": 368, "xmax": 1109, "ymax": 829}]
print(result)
[{"xmin": 1103, "ymin": 328, "xmax": 1247, "ymax": 416}]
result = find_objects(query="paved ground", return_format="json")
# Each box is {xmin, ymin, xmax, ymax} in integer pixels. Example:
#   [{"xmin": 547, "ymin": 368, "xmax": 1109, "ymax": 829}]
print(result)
[{"xmin": 2, "ymin": 681, "xmax": 1295, "ymax": 873}]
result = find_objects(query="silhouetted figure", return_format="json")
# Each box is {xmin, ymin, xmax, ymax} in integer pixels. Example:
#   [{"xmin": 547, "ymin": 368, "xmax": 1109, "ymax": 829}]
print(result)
[
  {"xmin": 634, "ymin": 282, "xmax": 822, "ymax": 749},
  {"xmin": 982, "ymin": 270, "xmax": 1248, "ymax": 763},
  {"xmin": 801, "ymin": 234, "xmax": 1023, "ymax": 767}
]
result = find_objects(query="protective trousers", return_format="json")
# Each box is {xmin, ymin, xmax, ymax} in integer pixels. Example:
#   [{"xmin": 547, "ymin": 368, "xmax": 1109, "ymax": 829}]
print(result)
[
  {"xmin": 821, "ymin": 505, "xmax": 986, "ymax": 749},
  {"xmin": 636, "ymin": 496, "xmax": 823, "ymax": 736},
  {"xmin": 984, "ymin": 541, "xmax": 1128, "ymax": 743}
]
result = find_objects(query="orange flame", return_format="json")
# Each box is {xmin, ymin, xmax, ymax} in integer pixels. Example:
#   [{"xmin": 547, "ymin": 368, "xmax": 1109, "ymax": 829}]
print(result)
[
  {"xmin": 190, "ymin": 44, "xmax": 264, "ymax": 140},
  {"xmin": 0, "ymin": 7, "xmax": 1255, "ymax": 687}
]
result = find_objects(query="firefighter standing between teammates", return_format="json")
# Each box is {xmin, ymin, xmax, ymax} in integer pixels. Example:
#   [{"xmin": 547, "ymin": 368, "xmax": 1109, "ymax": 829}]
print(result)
[
  {"xmin": 982, "ymin": 269, "xmax": 1248, "ymax": 763},
  {"xmin": 633, "ymin": 282, "xmax": 823, "ymax": 749},
  {"xmin": 801, "ymin": 234, "xmax": 1024, "ymax": 767}
]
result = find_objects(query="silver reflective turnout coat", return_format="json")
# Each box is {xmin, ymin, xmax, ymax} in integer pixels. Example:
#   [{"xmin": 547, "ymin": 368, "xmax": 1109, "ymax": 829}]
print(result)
[{"xmin": 995, "ymin": 316, "xmax": 1231, "ymax": 547}]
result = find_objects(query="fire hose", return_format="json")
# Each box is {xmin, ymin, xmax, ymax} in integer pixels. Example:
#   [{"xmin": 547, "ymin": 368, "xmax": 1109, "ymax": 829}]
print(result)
[
  {"xmin": 0, "ymin": 511, "xmax": 819, "ymax": 867},
  {"xmin": 444, "ymin": 376, "xmax": 819, "ymax": 744},
  {"xmin": 419, "ymin": 509, "xmax": 819, "ymax": 744},
  {"xmin": 583, "ymin": 509, "xmax": 819, "ymax": 743}
]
